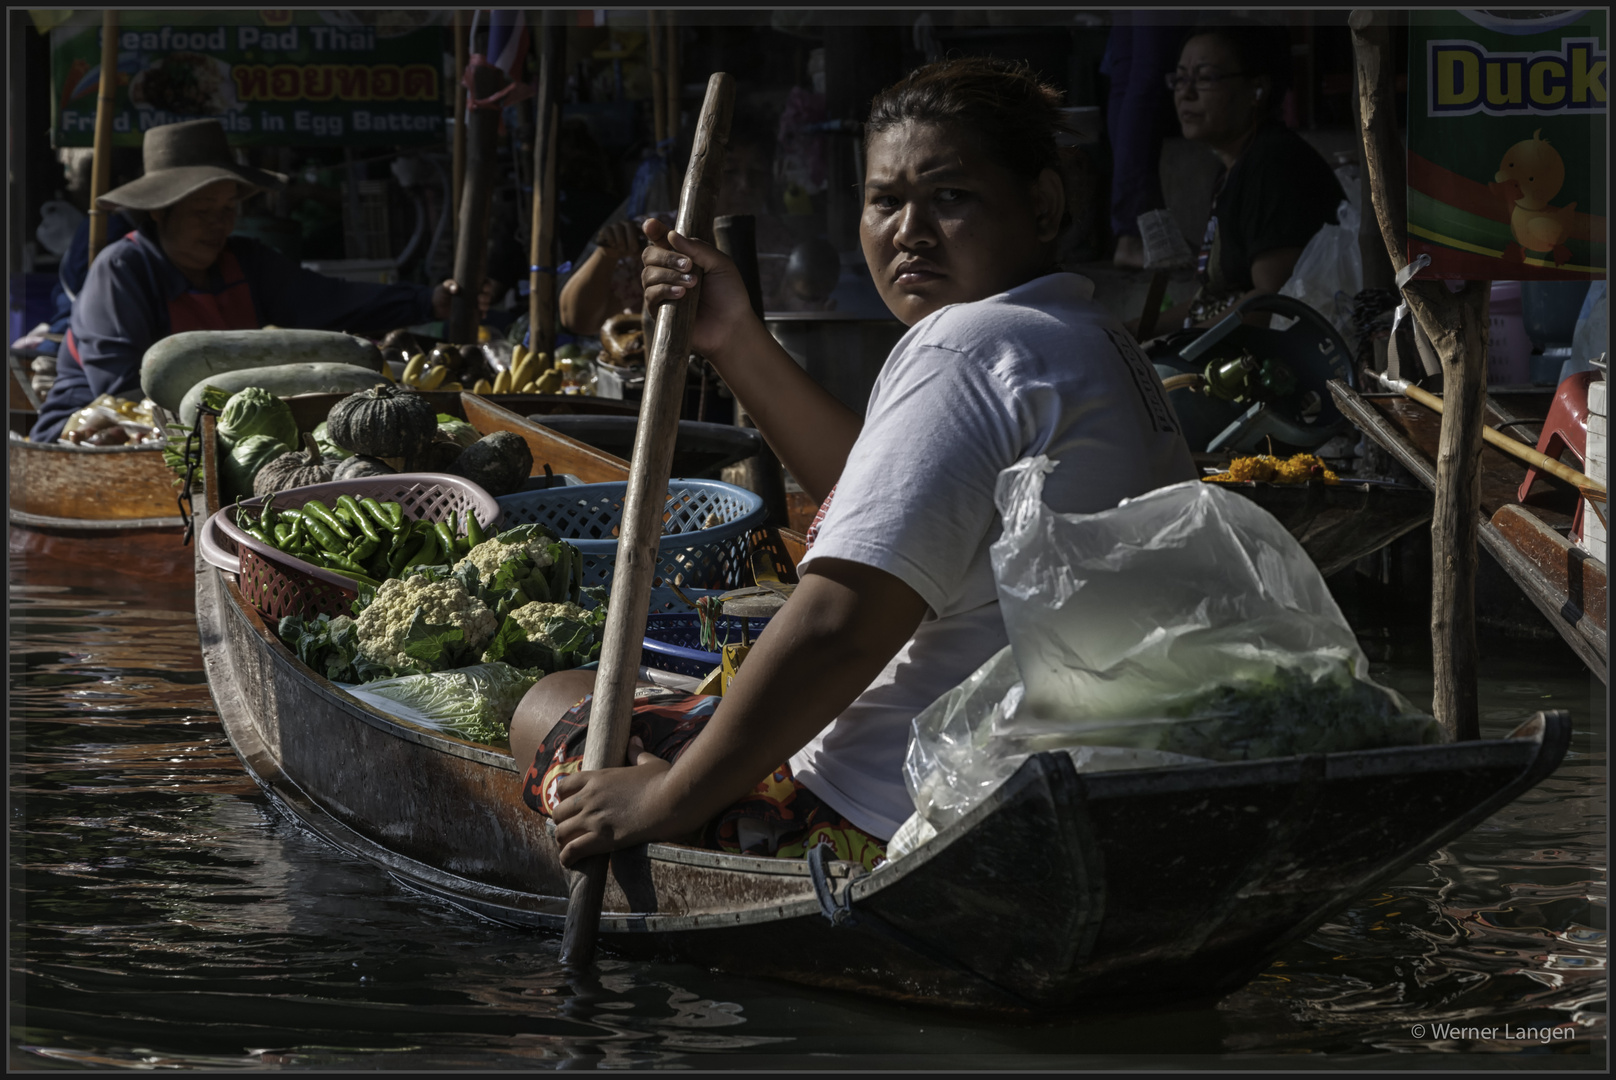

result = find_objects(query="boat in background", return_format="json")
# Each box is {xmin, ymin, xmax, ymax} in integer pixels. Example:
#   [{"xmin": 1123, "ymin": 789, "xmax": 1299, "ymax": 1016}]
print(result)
[{"xmin": 1329, "ymin": 380, "xmax": 1606, "ymax": 682}]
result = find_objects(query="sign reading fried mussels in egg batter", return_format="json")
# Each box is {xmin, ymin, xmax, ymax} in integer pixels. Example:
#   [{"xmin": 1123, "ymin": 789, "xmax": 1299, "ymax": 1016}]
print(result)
[
  {"xmin": 50, "ymin": 11, "xmax": 450, "ymax": 148},
  {"xmin": 1408, "ymin": 9, "xmax": 1606, "ymax": 280}
]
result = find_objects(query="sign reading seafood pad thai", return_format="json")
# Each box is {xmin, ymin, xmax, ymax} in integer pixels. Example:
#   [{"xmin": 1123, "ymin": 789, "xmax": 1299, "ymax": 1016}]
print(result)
[
  {"xmin": 1407, "ymin": 9, "xmax": 1606, "ymax": 281},
  {"xmin": 50, "ymin": 11, "xmax": 450, "ymax": 149}
]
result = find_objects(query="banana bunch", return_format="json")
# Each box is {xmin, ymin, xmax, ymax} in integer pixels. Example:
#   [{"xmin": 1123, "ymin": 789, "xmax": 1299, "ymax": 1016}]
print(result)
[
  {"xmin": 397, "ymin": 352, "xmax": 464, "ymax": 393},
  {"xmin": 493, "ymin": 343, "xmax": 561, "ymax": 395}
]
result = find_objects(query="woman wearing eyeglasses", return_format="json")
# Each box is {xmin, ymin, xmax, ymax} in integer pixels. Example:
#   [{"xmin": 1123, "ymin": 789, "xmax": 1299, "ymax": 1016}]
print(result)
[{"xmin": 1155, "ymin": 20, "xmax": 1344, "ymax": 334}]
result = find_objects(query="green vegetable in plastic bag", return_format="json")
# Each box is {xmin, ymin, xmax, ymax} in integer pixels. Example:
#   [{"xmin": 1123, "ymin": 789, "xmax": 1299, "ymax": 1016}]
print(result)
[
  {"xmin": 218, "ymin": 386, "xmax": 298, "ymax": 452},
  {"xmin": 343, "ymin": 662, "xmax": 538, "ymax": 744}
]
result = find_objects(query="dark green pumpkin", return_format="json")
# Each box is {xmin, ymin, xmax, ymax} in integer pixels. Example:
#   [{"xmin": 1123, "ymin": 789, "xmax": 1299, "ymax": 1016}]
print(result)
[
  {"xmin": 253, "ymin": 433, "xmax": 335, "ymax": 496},
  {"xmin": 326, "ymin": 385, "xmax": 437, "ymax": 460},
  {"xmin": 333, "ymin": 454, "xmax": 397, "ymax": 481}
]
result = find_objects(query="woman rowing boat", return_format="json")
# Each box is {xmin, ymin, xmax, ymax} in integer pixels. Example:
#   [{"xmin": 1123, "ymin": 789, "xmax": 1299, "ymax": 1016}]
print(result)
[{"xmin": 511, "ymin": 57, "xmax": 1197, "ymax": 870}]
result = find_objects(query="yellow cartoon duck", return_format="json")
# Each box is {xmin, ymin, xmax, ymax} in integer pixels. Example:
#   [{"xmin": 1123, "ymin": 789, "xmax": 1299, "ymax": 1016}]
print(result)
[{"xmin": 1493, "ymin": 130, "xmax": 1577, "ymax": 266}]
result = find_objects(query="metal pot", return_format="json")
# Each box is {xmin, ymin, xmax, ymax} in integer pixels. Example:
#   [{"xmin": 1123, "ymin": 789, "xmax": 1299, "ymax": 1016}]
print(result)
[{"xmin": 764, "ymin": 313, "xmax": 909, "ymax": 415}]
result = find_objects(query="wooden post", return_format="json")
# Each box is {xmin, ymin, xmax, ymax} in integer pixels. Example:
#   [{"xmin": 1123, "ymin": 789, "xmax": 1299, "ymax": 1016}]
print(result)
[
  {"xmin": 647, "ymin": 10, "xmax": 666, "ymax": 148},
  {"xmin": 665, "ymin": 15, "xmax": 680, "ymax": 165},
  {"xmin": 714, "ymin": 214, "xmax": 791, "ymax": 528},
  {"xmin": 1351, "ymin": 9, "xmax": 1488, "ymax": 741},
  {"xmin": 530, "ymin": 104, "xmax": 560, "ymax": 356},
  {"xmin": 86, "ymin": 10, "xmax": 119, "ymax": 264},
  {"xmin": 561, "ymin": 72, "xmax": 735, "ymax": 970},
  {"xmin": 452, "ymin": 10, "xmax": 468, "ymax": 257},
  {"xmin": 449, "ymin": 58, "xmax": 508, "ymax": 343}
]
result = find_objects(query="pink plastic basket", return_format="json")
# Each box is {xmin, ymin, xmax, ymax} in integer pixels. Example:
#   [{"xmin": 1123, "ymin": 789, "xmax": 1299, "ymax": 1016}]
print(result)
[{"xmin": 207, "ymin": 474, "xmax": 502, "ymax": 623}]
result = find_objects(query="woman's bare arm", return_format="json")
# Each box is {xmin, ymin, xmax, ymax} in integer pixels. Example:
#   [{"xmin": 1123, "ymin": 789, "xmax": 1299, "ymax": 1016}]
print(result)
[{"xmin": 549, "ymin": 559, "xmax": 928, "ymax": 864}]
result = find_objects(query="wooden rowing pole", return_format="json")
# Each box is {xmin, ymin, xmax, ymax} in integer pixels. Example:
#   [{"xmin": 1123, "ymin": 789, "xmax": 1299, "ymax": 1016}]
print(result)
[
  {"xmin": 452, "ymin": 10, "xmax": 468, "ymax": 253},
  {"xmin": 1372, "ymin": 372, "xmax": 1606, "ymax": 495},
  {"xmin": 86, "ymin": 10, "xmax": 119, "ymax": 264},
  {"xmin": 561, "ymin": 72, "xmax": 736, "ymax": 968}
]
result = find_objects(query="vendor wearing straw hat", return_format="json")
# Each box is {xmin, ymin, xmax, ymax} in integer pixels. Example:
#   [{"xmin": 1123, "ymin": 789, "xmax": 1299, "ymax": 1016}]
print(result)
[{"xmin": 30, "ymin": 118, "xmax": 486, "ymax": 443}]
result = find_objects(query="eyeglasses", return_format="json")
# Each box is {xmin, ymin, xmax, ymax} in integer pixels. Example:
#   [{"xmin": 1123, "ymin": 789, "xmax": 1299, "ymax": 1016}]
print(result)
[{"xmin": 1165, "ymin": 69, "xmax": 1247, "ymax": 93}]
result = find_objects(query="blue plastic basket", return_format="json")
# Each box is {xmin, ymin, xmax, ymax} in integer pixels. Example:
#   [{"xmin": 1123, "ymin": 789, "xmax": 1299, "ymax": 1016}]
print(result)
[
  {"xmin": 495, "ymin": 479, "xmax": 765, "ymax": 602},
  {"xmin": 640, "ymin": 611, "xmax": 776, "ymax": 677}
]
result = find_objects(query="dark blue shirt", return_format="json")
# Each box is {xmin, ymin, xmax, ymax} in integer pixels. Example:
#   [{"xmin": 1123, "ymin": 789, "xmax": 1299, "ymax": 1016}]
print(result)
[{"xmin": 30, "ymin": 225, "xmax": 433, "ymax": 442}]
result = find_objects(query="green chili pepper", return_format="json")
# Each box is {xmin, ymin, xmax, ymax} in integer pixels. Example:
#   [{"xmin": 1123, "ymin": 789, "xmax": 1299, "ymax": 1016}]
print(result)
[
  {"xmin": 464, "ymin": 512, "xmax": 487, "ymax": 549},
  {"xmin": 259, "ymin": 494, "xmax": 278, "ymax": 534},
  {"xmin": 301, "ymin": 499, "xmax": 353, "ymax": 543},
  {"xmin": 273, "ymin": 523, "xmax": 296, "ymax": 548},
  {"xmin": 302, "ymin": 515, "xmax": 344, "ymax": 554},
  {"xmin": 359, "ymin": 498, "xmax": 397, "ymax": 535},
  {"xmin": 348, "ymin": 536, "xmax": 380, "ymax": 561},
  {"xmin": 315, "ymin": 550, "xmax": 371, "ymax": 577},
  {"xmin": 388, "ymin": 533, "xmax": 425, "ymax": 575},
  {"xmin": 337, "ymin": 495, "xmax": 381, "ymax": 543},
  {"xmin": 244, "ymin": 525, "xmax": 273, "ymax": 546},
  {"xmin": 380, "ymin": 502, "xmax": 404, "ymax": 532},
  {"xmin": 276, "ymin": 507, "xmax": 303, "ymax": 523},
  {"xmin": 319, "ymin": 564, "xmax": 382, "ymax": 589},
  {"xmin": 432, "ymin": 521, "xmax": 457, "ymax": 562},
  {"xmin": 403, "ymin": 528, "xmax": 440, "ymax": 570}
]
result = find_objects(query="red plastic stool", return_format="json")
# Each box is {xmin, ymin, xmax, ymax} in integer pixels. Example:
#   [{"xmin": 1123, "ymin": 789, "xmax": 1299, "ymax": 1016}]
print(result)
[{"xmin": 1518, "ymin": 370, "xmax": 1596, "ymax": 538}]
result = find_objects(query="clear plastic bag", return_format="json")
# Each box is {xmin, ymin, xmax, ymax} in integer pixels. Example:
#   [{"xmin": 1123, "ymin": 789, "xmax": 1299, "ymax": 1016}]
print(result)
[
  {"xmin": 59, "ymin": 394, "xmax": 164, "ymax": 446},
  {"xmin": 1272, "ymin": 198, "xmax": 1363, "ymax": 349},
  {"xmin": 891, "ymin": 457, "xmax": 1442, "ymax": 858}
]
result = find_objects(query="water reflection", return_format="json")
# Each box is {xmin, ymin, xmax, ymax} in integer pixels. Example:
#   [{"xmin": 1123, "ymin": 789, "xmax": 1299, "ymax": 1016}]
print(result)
[{"xmin": 10, "ymin": 544, "xmax": 1606, "ymax": 1066}]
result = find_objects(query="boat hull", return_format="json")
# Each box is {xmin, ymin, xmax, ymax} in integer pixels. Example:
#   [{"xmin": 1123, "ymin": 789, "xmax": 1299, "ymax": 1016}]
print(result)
[
  {"xmin": 197, "ymin": 553, "xmax": 1570, "ymax": 1013},
  {"xmin": 8, "ymin": 437, "xmax": 185, "ymax": 532}
]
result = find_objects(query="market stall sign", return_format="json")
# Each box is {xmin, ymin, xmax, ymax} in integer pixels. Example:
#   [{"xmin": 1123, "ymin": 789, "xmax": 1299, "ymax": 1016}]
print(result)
[
  {"xmin": 1407, "ymin": 9, "xmax": 1607, "ymax": 281},
  {"xmin": 50, "ymin": 11, "xmax": 450, "ymax": 149}
]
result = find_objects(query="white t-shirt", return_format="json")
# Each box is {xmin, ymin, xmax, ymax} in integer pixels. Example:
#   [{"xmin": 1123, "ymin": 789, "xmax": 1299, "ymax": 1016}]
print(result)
[{"xmin": 789, "ymin": 272, "xmax": 1198, "ymax": 839}]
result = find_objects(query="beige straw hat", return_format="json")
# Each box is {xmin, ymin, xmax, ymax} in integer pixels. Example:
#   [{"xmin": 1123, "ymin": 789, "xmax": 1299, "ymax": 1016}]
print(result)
[{"xmin": 97, "ymin": 118, "xmax": 286, "ymax": 211}]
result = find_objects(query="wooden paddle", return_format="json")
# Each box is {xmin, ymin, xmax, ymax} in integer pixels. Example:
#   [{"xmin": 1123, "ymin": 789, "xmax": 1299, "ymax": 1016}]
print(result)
[{"xmin": 559, "ymin": 71, "xmax": 736, "ymax": 969}]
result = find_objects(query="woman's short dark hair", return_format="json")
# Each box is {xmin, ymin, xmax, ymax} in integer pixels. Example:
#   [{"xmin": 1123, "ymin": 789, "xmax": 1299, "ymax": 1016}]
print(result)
[
  {"xmin": 1182, "ymin": 17, "xmax": 1293, "ymax": 102},
  {"xmin": 864, "ymin": 56, "xmax": 1073, "ymax": 187}
]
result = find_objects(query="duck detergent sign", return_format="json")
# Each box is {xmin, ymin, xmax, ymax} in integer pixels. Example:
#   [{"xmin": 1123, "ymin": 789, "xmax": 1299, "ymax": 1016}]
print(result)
[{"xmin": 1408, "ymin": 9, "xmax": 1606, "ymax": 280}]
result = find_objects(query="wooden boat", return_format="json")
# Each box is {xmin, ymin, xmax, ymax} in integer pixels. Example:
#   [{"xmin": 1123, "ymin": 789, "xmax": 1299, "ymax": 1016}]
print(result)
[
  {"xmin": 196, "ymin": 392, "xmax": 1572, "ymax": 1012},
  {"xmin": 1329, "ymin": 380, "xmax": 1607, "ymax": 682},
  {"xmin": 8, "ymin": 434, "xmax": 187, "ymax": 534},
  {"xmin": 1206, "ymin": 478, "xmax": 1433, "ymax": 579},
  {"xmin": 195, "ymin": 561, "xmax": 1570, "ymax": 1011}
]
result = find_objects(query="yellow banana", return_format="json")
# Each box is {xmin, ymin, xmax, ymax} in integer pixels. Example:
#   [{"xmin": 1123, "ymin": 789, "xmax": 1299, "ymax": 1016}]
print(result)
[
  {"xmin": 519, "ymin": 379, "xmax": 537, "ymax": 393},
  {"xmin": 492, "ymin": 368, "xmax": 512, "ymax": 394},
  {"xmin": 442, "ymin": 381, "xmax": 463, "ymax": 392},
  {"xmin": 418, "ymin": 364, "xmax": 449, "ymax": 390},
  {"xmin": 472, "ymin": 378, "xmax": 493, "ymax": 395},
  {"xmin": 381, "ymin": 362, "xmax": 395, "ymax": 382},
  {"xmin": 511, "ymin": 343, "xmax": 529, "ymax": 370},
  {"xmin": 535, "ymin": 369, "xmax": 563, "ymax": 394},
  {"xmin": 511, "ymin": 353, "xmax": 534, "ymax": 388},
  {"xmin": 401, "ymin": 355, "xmax": 427, "ymax": 387}
]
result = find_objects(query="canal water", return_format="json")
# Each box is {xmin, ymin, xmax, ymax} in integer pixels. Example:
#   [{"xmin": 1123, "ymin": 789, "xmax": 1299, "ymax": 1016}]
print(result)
[{"xmin": 10, "ymin": 534, "xmax": 1607, "ymax": 1069}]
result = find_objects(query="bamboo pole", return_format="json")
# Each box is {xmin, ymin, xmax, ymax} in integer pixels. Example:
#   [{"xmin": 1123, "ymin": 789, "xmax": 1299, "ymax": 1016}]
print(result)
[
  {"xmin": 561, "ymin": 72, "xmax": 736, "ymax": 970},
  {"xmin": 449, "ymin": 58, "xmax": 508, "ymax": 343},
  {"xmin": 665, "ymin": 15, "xmax": 680, "ymax": 163},
  {"xmin": 647, "ymin": 9, "xmax": 666, "ymax": 148},
  {"xmin": 1373, "ymin": 372, "xmax": 1606, "ymax": 494},
  {"xmin": 452, "ymin": 10, "xmax": 468, "ymax": 253},
  {"xmin": 1351, "ymin": 10, "xmax": 1488, "ymax": 742},
  {"xmin": 86, "ymin": 10, "xmax": 120, "ymax": 264},
  {"xmin": 527, "ymin": 103, "xmax": 560, "ymax": 357}
]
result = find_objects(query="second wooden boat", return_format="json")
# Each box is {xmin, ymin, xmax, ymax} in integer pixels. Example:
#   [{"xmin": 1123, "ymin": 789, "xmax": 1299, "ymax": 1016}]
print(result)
[
  {"xmin": 8, "ymin": 434, "xmax": 186, "ymax": 534},
  {"xmin": 1329, "ymin": 379, "xmax": 1606, "ymax": 682}
]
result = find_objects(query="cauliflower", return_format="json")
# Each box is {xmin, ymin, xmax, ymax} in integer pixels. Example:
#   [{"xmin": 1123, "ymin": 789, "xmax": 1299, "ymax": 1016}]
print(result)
[
  {"xmin": 356, "ymin": 575, "xmax": 499, "ymax": 675},
  {"xmin": 457, "ymin": 534, "xmax": 554, "ymax": 587},
  {"xmin": 504, "ymin": 601, "xmax": 591, "ymax": 648}
]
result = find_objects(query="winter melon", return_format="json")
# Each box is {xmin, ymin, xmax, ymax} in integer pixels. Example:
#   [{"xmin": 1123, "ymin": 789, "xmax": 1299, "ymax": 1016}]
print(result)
[
  {"xmin": 142, "ymin": 329, "xmax": 383, "ymax": 416},
  {"xmin": 176, "ymin": 363, "xmax": 388, "ymax": 426}
]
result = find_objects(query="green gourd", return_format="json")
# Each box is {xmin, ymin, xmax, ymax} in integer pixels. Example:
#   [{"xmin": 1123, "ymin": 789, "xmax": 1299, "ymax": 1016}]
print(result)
[{"xmin": 142, "ymin": 329, "xmax": 382, "ymax": 416}]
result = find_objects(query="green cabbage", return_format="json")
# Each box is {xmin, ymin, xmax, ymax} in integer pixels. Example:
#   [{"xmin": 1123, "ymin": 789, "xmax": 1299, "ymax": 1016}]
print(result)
[
  {"xmin": 223, "ymin": 434, "xmax": 293, "ymax": 504},
  {"xmin": 218, "ymin": 386, "xmax": 298, "ymax": 452},
  {"xmin": 435, "ymin": 414, "xmax": 480, "ymax": 449}
]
